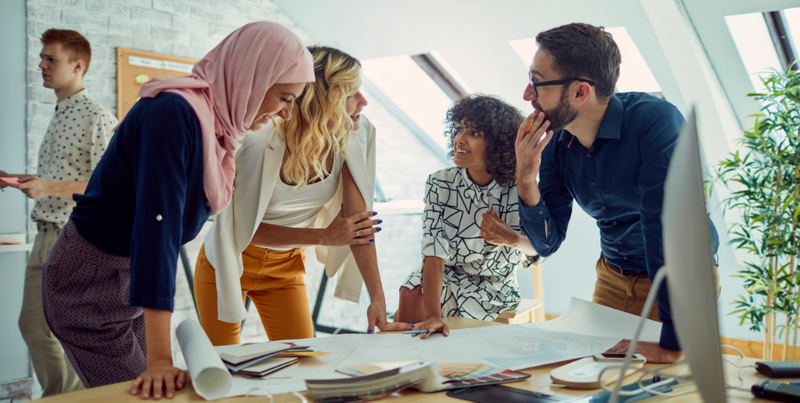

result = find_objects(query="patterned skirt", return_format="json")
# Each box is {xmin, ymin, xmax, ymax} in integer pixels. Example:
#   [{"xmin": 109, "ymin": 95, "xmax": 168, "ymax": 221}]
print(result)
[
  {"xmin": 41, "ymin": 220, "xmax": 146, "ymax": 388},
  {"xmin": 400, "ymin": 264, "xmax": 520, "ymax": 321}
]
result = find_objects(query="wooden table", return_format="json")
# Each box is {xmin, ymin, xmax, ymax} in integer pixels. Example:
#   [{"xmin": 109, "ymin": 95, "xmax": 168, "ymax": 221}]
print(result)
[{"xmin": 37, "ymin": 317, "xmax": 786, "ymax": 402}]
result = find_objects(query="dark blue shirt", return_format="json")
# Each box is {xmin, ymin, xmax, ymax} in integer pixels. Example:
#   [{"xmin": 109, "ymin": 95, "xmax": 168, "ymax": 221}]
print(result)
[
  {"xmin": 519, "ymin": 92, "xmax": 718, "ymax": 351},
  {"xmin": 71, "ymin": 93, "xmax": 210, "ymax": 312}
]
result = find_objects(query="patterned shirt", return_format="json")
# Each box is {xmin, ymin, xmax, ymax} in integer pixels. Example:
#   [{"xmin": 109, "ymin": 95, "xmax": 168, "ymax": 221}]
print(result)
[
  {"xmin": 402, "ymin": 167, "xmax": 535, "ymax": 320},
  {"xmin": 422, "ymin": 166, "xmax": 526, "ymax": 274},
  {"xmin": 31, "ymin": 89, "xmax": 117, "ymax": 227}
]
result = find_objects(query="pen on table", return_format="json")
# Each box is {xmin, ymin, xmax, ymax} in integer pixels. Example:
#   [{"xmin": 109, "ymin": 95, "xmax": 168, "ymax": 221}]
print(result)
[{"xmin": 405, "ymin": 330, "xmax": 431, "ymax": 334}]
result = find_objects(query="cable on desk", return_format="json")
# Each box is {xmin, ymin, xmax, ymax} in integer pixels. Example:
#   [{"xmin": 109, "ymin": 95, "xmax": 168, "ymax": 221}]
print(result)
[
  {"xmin": 719, "ymin": 350, "xmax": 756, "ymax": 390},
  {"xmin": 598, "ymin": 359, "xmax": 694, "ymax": 397},
  {"xmin": 601, "ymin": 343, "xmax": 757, "ymax": 398},
  {"xmin": 245, "ymin": 387, "xmax": 274, "ymax": 402},
  {"xmin": 721, "ymin": 345, "xmax": 745, "ymax": 358}
]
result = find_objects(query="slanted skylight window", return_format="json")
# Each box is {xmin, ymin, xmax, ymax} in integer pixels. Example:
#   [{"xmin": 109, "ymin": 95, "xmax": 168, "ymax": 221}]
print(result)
[
  {"xmin": 361, "ymin": 55, "xmax": 454, "ymax": 151},
  {"xmin": 604, "ymin": 27, "xmax": 661, "ymax": 93},
  {"xmin": 429, "ymin": 51, "xmax": 474, "ymax": 94},
  {"xmin": 509, "ymin": 26, "xmax": 661, "ymax": 94},
  {"xmin": 783, "ymin": 7, "xmax": 800, "ymax": 66},
  {"xmin": 725, "ymin": 12, "xmax": 783, "ymax": 92}
]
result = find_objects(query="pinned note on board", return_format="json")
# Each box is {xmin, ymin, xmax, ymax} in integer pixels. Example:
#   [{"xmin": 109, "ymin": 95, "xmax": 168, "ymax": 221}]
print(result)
[{"xmin": 134, "ymin": 74, "xmax": 150, "ymax": 85}]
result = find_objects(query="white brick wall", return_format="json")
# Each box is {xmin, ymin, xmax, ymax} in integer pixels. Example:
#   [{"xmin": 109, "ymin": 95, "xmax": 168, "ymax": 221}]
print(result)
[{"xmin": 25, "ymin": 0, "xmax": 446, "ymax": 362}]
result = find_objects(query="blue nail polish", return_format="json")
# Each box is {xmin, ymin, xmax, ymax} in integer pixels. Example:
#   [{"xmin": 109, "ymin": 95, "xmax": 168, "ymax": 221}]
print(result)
[
  {"xmin": 372, "ymin": 211, "xmax": 378, "ymax": 215},
  {"xmin": 377, "ymin": 219, "xmax": 383, "ymax": 224},
  {"xmin": 367, "ymin": 329, "xmax": 373, "ymax": 334},
  {"xmin": 407, "ymin": 322, "xmax": 415, "ymax": 325},
  {"xmin": 376, "ymin": 227, "xmax": 382, "ymax": 232},
  {"xmin": 369, "ymin": 239, "xmax": 374, "ymax": 242}
]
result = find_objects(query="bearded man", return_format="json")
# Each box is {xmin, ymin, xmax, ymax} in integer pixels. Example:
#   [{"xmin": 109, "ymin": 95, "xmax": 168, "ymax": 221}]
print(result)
[{"xmin": 514, "ymin": 22, "xmax": 719, "ymax": 364}]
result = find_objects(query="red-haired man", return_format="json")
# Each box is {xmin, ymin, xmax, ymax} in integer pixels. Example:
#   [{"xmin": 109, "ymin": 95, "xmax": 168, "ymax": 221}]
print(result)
[{"xmin": 0, "ymin": 29, "xmax": 117, "ymax": 396}]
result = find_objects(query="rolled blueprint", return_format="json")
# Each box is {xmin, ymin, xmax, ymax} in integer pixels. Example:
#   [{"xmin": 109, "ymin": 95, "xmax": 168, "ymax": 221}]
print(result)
[{"xmin": 176, "ymin": 319, "xmax": 232, "ymax": 400}]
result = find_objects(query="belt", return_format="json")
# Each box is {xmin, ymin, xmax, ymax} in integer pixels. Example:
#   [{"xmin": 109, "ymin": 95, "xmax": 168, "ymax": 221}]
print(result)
[{"xmin": 603, "ymin": 255, "xmax": 648, "ymax": 278}]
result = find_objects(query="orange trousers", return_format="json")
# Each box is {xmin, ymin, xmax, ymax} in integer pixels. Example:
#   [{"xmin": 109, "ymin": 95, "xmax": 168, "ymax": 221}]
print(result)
[{"xmin": 194, "ymin": 244, "xmax": 314, "ymax": 345}]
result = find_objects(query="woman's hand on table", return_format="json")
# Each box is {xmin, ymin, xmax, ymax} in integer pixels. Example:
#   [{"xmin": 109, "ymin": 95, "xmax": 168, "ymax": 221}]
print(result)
[
  {"xmin": 411, "ymin": 317, "xmax": 450, "ymax": 340},
  {"xmin": 366, "ymin": 301, "xmax": 413, "ymax": 333},
  {"xmin": 130, "ymin": 358, "xmax": 186, "ymax": 400}
]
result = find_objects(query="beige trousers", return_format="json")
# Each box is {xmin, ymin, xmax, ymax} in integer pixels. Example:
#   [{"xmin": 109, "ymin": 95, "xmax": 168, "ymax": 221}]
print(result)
[
  {"xmin": 592, "ymin": 257, "xmax": 721, "ymax": 322},
  {"xmin": 18, "ymin": 221, "xmax": 83, "ymax": 396}
]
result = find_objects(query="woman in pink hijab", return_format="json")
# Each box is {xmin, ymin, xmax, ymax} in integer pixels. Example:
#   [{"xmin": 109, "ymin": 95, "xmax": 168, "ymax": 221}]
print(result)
[{"xmin": 40, "ymin": 22, "xmax": 314, "ymax": 400}]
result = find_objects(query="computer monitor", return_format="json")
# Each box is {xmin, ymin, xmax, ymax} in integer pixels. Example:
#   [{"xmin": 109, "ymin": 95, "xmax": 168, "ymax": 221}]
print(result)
[{"xmin": 662, "ymin": 108, "xmax": 726, "ymax": 402}]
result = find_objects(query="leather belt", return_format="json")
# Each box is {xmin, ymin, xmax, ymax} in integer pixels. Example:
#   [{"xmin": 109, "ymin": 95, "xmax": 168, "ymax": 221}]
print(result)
[{"xmin": 602, "ymin": 254, "xmax": 648, "ymax": 278}]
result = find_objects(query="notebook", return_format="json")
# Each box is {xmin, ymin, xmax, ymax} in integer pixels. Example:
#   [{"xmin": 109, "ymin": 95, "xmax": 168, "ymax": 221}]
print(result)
[
  {"xmin": 214, "ymin": 342, "xmax": 291, "ymax": 371},
  {"xmin": 231, "ymin": 357, "xmax": 298, "ymax": 378}
]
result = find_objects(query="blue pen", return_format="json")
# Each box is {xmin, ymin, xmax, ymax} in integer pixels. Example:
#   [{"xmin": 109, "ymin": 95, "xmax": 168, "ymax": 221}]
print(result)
[{"xmin": 404, "ymin": 330, "xmax": 431, "ymax": 334}]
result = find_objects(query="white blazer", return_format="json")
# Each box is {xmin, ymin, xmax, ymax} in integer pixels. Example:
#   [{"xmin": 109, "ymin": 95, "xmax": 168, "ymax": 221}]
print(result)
[{"xmin": 204, "ymin": 116, "xmax": 377, "ymax": 323}]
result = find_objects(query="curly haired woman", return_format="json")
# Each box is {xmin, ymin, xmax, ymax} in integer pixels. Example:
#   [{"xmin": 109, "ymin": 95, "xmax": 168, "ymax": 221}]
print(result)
[
  {"xmin": 194, "ymin": 46, "xmax": 411, "ymax": 345},
  {"xmin": 394, "ymin": 95, "xmax": 544, "ymax": 338}
]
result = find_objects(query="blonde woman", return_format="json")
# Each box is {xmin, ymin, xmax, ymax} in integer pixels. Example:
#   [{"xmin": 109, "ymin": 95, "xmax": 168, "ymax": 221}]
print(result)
[{"xmin": 194, "ymin": 46, "xmax": 411, "ymax": 344}]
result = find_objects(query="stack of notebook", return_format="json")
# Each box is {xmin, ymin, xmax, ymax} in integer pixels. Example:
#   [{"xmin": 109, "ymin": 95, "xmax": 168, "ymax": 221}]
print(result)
[
  {"xmin": 213, "ymin": 342, "xmax": 328, "ymax": 378},
  {"xmin": 306, "ymin": 360, "xmax": 437, "ymax": 402},
  {"xmin": 229, "ymin": 357, "xmax": 298, "ymax": 378}
]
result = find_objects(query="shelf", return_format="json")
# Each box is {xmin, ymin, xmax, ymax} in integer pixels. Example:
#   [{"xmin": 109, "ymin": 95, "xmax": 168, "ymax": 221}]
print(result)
[
  {"xmin": 0, "ymin": 233, "xmax": 30, "ymax": 253},
  {"xmin": 0, "ymin": 244, "xmax": 33, "ymax": 253}
]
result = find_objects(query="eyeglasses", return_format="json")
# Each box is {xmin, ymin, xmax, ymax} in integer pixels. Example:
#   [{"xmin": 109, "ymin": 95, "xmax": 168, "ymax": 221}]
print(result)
[{"xmin": 528, "ymin": 70, "xmax": 595, "ymax": 98}]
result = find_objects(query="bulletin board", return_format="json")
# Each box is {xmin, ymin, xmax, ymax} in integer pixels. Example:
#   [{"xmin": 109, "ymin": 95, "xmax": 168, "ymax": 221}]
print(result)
[{"xmin": 115, "ymin": 47, "xmax": 198, "ymax": 121}]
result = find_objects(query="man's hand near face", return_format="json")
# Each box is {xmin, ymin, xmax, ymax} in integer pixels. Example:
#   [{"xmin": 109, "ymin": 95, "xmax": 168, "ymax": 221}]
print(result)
[{"xmin": 515, "ymin": 111, "xmax": 554, "ymax": 207}]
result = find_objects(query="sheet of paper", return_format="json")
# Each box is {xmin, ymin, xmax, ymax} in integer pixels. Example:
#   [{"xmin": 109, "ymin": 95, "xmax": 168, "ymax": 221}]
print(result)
[
  {"xmin": 521, "ymin": 297, "xmax": 662, "ymax": 342},
  {"xmin": 436, "ymin": 325, "xmax": 620, "ymax": 370},
  {"xmin": 176, "ymin": 320, "xmax": 232, "ymax": 400},
  {"xmin": 284, "ymin": 324, "xmax": 619, "ymax": 377},
  {"xmin": 338, "ymin": 345, "xmax": 421, "ymax": 369}
]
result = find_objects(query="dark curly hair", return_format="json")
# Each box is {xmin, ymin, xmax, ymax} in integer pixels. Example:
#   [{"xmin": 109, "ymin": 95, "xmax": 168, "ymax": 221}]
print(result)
[{"xmin": 444, "ymin": 95, "xmax": 524, "ymax": 186}]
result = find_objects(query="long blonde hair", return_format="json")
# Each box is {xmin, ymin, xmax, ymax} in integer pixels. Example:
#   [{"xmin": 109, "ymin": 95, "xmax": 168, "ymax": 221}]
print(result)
[{"xmin": 277, "ymin": 46, "xmax": 361, "ymax": 187}]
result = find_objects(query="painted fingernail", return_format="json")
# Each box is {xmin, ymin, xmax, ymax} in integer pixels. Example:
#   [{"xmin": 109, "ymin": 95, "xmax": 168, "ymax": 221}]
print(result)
[
  {"xmin": 372, "ymin": 211, "xmax": 378, "ymax": 215},
  {"xmin": 376, "ymin": 227, "xmax": 382, "ymax": 232},
  {"xmin": 367, "ymin": 329, "xmax": 373, "ymax": 334},
  {"xmin": 377, "ymin": 219, "xmax": 383, "ymax": 224},
  {"xmin": 407, "ymin": 322, "xmax": 415, "ymax": 325},
  {"xmin": 369, "ymin": 239, "xmax": 374, "ymax": 242}
]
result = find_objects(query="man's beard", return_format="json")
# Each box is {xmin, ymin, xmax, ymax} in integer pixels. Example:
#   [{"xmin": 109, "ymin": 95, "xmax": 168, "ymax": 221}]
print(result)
[{"xmin": 535, "ymin": 88, "xmax": 577, "ymax": 132}]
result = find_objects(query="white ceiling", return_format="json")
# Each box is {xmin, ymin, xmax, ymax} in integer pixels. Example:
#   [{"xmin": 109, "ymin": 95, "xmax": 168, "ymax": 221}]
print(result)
[{"xmin": 274, "ymin": 0, "xmax": 800, "ymax": 125}]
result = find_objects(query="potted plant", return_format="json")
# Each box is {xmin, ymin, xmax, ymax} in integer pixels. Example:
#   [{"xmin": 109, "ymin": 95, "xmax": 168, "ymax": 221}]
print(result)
[{"xmin": 713, "ymin": 65, "xmax": 800, "ymax": 361}]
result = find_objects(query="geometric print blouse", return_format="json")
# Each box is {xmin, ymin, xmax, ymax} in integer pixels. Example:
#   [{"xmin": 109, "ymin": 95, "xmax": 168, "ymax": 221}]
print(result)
[
  {"xmin": 421, "ymin": 166, "xmax": 531, "ymax": 275},
  {"xmin": 404, "ymin": 166, "xmax": 539, "ymax": 320}
]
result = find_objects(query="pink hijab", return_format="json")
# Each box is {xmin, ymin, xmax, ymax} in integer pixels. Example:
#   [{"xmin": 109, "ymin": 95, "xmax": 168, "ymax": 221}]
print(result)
[{"xmin": 137, "ymin": 22, "xmax": 314, "ymax": 214}]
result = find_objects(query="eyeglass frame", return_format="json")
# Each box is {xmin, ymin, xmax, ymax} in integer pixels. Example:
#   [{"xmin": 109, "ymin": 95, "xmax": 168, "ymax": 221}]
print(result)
[{"xmin": 528, "ymin": 70, "xmax": 596, "ymax": 98}]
